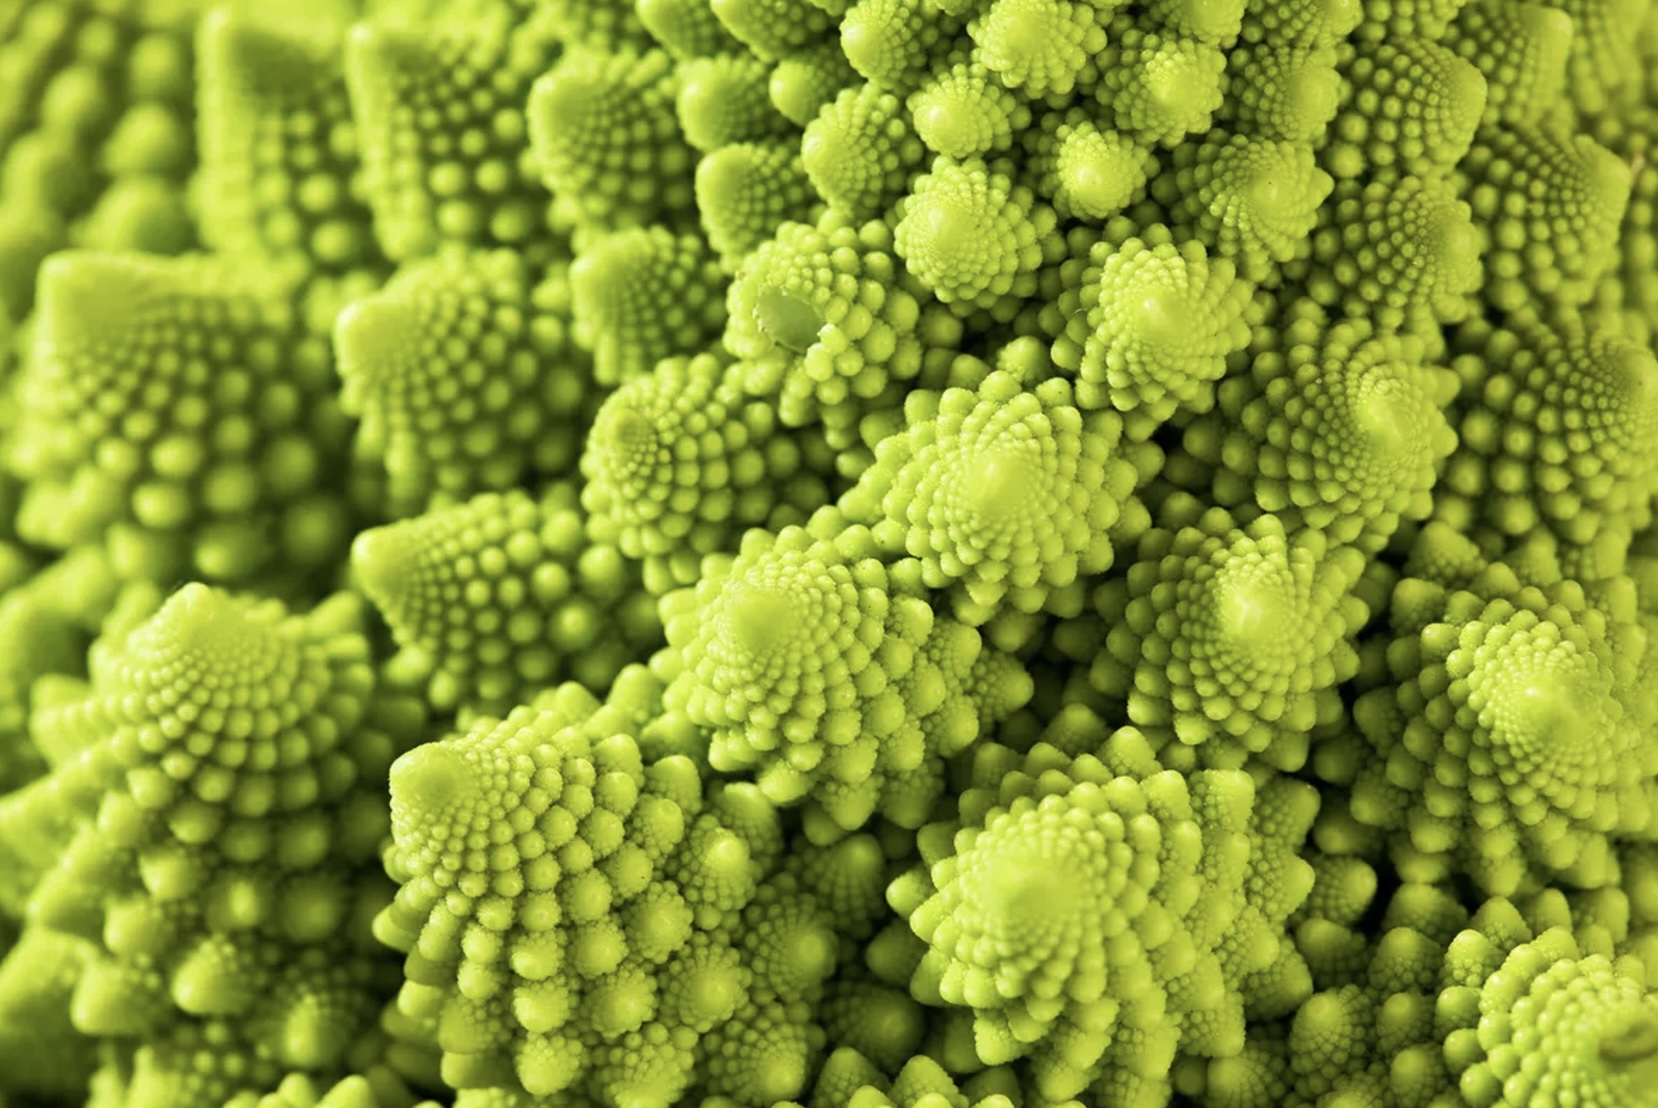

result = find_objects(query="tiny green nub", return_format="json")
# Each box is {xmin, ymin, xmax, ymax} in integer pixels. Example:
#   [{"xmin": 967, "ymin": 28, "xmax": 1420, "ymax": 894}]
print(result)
[
  {"xmin": 912, "ymin": 101, "xmax": 973, "ymax": 157},
  {"xmin": 963, "ymin": 449, "xmax": 1036, "ymax": 522},
  {"xmin": 1352, "ymin": 386, "xmax": 1415, "ymax": 459},
  {"xmin": 390, "ymin": 743, "xmax": 477, "ymax": 828},
  {"xmin": 593, "ymin": 406, "xmax": 659, "ymax": 464},
  {"xmin": 837, "ymin": 19, "xmax": 885, "ymax": 84},
  {"xmin": 684, "ymin": 967, "xmax": 744, "ymax": 1024},
  {"xmin": 978, "ymin": 852, "xmax": 1080, "ymax": 933},
  {"xmin": 1613, "ymin": 344, "xmax": 1658, "ymax": 400},
  {"xmin": 200, "ymin": 8, "xmax": 325, "ymax": 99},
  {"xmin": 350, "ymin": 528, "xmax": 415, "ymax": 615},
  {"xmin": 170, "ymin": 945, "xmax": 256, "ymax": 1016},
  {"xmin": 142, "ymin": 584, "xmax": 274, "ymax": 671},
  {"xmin": 1288, "ymin": 64, "xmax": 1341, "ymax": 126},
  {"xmin": 701, "ymin": 829, "xmax": 752, "ymax": 876},
  {"xmin": 1216, "ymin": 577, "xmax": 1289, "ymax": 645},
  {"xmin": 718, "ymin": 584, "xmax": 801, "ymax": 658},
  {"xmin": 752, "ymin": 1053, "xmax": 809, "ymax": 1103},
  {"xmin": 1056, "ymin": 130, "xmax": 1146, "ymax": 220},
  {"xmin": 334, "ymin": 296, "xmax": 417, "ymax": 394},
  {"xmin": 35, "ymin": 251, "xmax": 151, "ymax": 342},
  {"xmin": 785, "ymin": 925, "xmax": 839, "ymax": 982}
]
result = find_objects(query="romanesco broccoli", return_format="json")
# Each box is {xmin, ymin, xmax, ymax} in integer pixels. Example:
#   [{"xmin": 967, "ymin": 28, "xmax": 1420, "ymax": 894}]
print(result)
[{"xmin": 3, "ymin": 1, "xmax": 1658, "ymax": 1107}]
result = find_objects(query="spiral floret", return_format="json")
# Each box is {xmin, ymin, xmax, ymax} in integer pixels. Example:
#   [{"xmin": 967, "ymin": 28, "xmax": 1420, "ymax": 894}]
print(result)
[
  {"xmin": 570, "ymin": 226, "xmax": 729, "ymax": 386},
  {"xmin": 1324, "ymin": 36, "xmax": 1487, "ymax": 180},
  {"xmin": 968, "ymin": 0, "xmax": 1107, "ymax": 99},
  {"xmin": 0, "ymin": 585, "xmax": 408, "ymax": 1097},
  {"xmin": 694, "ymin": 141, "xmax": 818, "ymax": 267},
  {"xmin": 662, "ymin": 526, "xmax": 913, "ymax": 803},
  {"xmin": 345, "ymin": 8, "xmax": 562, "ymax": 261},
  {"xmin": 839, "ymin": 0, "xmax": 960, "ymax": 93},
  {"xmin": 1056, "ymin": 234, "xmax": 1254, "ymax": 422},
  {"xmin": 1237, "ymin": 0, "xmax": 1363, "ymax": 46},
  {"xmin": 907, "ymin": 60, "xmax": 1029, "ymax": 159},
  {"xmin": 1447, "ymin": 925, "xmax": 1658, "ymax": 1107},
  {"xmin": 637, "ymin": 0, "xmax": 747, "ymax": 58},
  {"xmin": 351, "ymin": 486, "xmax": 660, "ymax": 715},
  {"xmin": 801, "ymin": 82, "xmax": 927, "ymax": 221},
  {"xmin": 1441, "ymin": 314, "xmax": 1658, "ymax": 555},
  {"xmin": 1097, "ymin": 514, "xmax": 1370, "ymax": 771},
  {"xmin": 1028, "ymin": 113, "xmax": 1156, "ymax": 221},
  {"xmin": 104, "ymin": 585, "xmax": 374, "ymax": 824},
  {"xmin": 1350, "ymin": 568, "xmax": 1658, "ymax": 895},
  {"xmin": 379, "ymin": 699, "xmax": 797, "ymax": 1103},
  {"xmin": 844, "ymin": 372, "xmax": 1137, "ymax": 623},
  {"xmin": 197, "ymin": 11, "xmax": 377, "ymax": 271},
  {"xmin": 8, "ymin": 252, "xmax": 354, "ymax": 588},
  {"xmin": 527, "ymin": 47, "xmax": 697, "ymax": 234},
  {"xmin": 725, "ymin": 216, "xmax": 924, "ymax": 431},
  {"xmin": 1280, "ymin": 891, "xmax": 1658, "ymax": 1107},
  {"xmin": 894, "ymin": 157, "xmax": 1057, "ymax": 311},
  {"xmin": 6, "ymin": 0, "xmax": 1658, "ymax": 1105},
  {"xmin": 1216, "ymin": 44, "xmax": 1342, "ymax": 144},
  {"xmin": 674, "ymin": 53, "xmax": 793, "ymax": 152},
  {"xmin": 1162, "ymin": 133, "xmax": 1334, "ymax": 282},
  {"xmin": 710, "ymin": 0, "xmax": 836, "ymax": 61},
  {"xmin": 1095, "ymin": 27, "xmax": 1228, "ymax": 148},
  {"xmin": 1441, "ymin": 0, "xmax": 1573, "ymax": 127},
  {"xmin": 1209, "ymin": 324, "xmax": 1460, "ymax": 551},
  {"xmin": 1455, "ymin": 125, "xmax": 1632, "ymax": 312},
  {"xmin": 1147, "ymin": 0, "xmax": 1248, "ymax": 45},
  {"xmin": 336, "ymin": 250, "xmax": 591, "ymax": 512},
  {"xmin": 1306, "ymin": 174, "xmax": 1483, "ymax": 331},
  {"xmin": 893, "ymin": 729, "xmax": 1268, "ymax": 1101},
  {"xmin": 580, "ymin": 353, "xmax": 833, "ymax": 593},
  {"xmin": 765, "ymin": 42, "xmax": 862, "ymax": 127}
]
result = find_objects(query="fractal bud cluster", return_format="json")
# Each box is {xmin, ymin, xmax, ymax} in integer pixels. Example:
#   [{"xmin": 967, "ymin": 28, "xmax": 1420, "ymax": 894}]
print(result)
[{"xmin": 2, "ymin": 0, "xmax": 1658, "ymax": 1107}]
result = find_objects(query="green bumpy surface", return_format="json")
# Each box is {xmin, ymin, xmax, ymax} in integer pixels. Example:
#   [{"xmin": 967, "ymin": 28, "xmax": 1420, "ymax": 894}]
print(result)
[{"xmin": 5, "ymin": 1, "xmax": 1658, "ymax": 1108}]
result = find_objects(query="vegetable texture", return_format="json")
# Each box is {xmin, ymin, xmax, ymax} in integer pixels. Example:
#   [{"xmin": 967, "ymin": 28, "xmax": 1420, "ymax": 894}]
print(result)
[{"xmin": 1, "ymin": 0, "xmax": 1658, "ymax": 1107}]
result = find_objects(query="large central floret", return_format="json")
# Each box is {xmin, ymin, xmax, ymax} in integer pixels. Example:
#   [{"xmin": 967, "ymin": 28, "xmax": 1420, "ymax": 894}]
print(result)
[{"xmin": 0, "ymin": 582, "xmax": 408, "ymax": 1103}]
